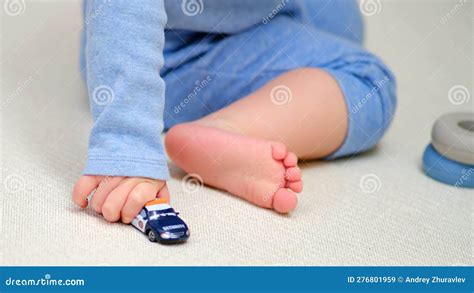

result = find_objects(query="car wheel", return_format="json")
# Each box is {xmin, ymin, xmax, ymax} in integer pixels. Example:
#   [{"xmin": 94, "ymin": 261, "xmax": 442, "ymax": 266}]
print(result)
[{"xmin": 147, "ymin": 230, "xmax": 157, "ymax": 242}]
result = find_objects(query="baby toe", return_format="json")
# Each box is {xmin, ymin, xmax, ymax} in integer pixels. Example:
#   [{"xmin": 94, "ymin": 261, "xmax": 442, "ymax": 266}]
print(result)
[
  {"xmin": 287, "ymin": 180, "xmax": 303, "ymax": 193},
  {"xmin": 285, "ymin": 167, "xmax": 301, "ymax": 182}
]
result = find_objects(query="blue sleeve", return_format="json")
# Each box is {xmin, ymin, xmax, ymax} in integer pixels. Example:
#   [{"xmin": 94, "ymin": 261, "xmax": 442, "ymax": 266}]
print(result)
[
  {"xmin": 325, "ymin": 49, "xmax": 397, "ymax": 159},
  {"xmin": 82, "ymin": 0, "xmax": 169, "ymax": 180}
]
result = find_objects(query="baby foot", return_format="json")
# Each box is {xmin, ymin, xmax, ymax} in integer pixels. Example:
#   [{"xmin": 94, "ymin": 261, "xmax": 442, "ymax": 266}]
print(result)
[{"xmin": 165, "ymin": 123, "xmax": 302, "ymax": 213}]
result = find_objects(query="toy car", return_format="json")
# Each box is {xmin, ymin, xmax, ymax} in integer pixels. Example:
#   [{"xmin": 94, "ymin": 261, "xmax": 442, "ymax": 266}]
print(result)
[{"xmin": 131, "ymin": 198, "xmax": 190, "ymax": 244}]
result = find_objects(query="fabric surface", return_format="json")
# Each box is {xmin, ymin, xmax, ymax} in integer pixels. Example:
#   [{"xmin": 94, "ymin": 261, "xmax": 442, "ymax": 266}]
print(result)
[
  {"xmin": 1, "ymin": 0, "xmax": 473, "ymax": 265},
  {"xmin": 81, "ymin": 0, "xmax": 394, "ymax": 180}
]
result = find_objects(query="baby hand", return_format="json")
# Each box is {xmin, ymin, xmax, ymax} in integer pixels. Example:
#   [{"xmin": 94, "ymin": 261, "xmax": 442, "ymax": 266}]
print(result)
[{"xmin": 72, "ymin": 176, "xmax": 169, "ymax": 223}]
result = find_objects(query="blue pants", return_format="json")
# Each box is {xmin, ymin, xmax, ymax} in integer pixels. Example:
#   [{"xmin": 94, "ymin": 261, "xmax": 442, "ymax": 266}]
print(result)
[{"xmin": 161, "ymin": 0, "xmax": 396, "ymax": 159}]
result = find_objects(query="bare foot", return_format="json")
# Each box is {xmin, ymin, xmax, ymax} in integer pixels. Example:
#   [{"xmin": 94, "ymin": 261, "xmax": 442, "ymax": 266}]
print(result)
[{"xmin": 165, "ymin": 123, "xmax": 302, "ymax": 213}]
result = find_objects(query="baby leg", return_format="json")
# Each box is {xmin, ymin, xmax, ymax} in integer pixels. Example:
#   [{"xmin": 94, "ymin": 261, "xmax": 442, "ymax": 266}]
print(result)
[
  {"xmin": 165, "ymin": 68, "xmax": 345, "ymax": 213},
  {"xmin": 164, "ymin": 17, "xmax": 396, "ymax": 213}
]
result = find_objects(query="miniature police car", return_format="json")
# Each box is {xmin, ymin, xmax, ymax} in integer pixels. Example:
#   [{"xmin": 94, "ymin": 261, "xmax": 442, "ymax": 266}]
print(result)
[{"xmin": 131, "ymin": 198, "xmax": 190, "ymax": 244}]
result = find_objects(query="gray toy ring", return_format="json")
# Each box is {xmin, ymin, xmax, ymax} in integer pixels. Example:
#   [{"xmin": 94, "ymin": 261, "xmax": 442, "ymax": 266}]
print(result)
[{"xmin": 431, "ymin": 112, "xmax": 474, "ymax": 165}]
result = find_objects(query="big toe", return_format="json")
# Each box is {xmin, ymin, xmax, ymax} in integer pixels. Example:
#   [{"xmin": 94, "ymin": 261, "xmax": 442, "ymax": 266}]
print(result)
[{"xmin": 272, "ymin": 188, "xmax": 298, "ymax": 213}]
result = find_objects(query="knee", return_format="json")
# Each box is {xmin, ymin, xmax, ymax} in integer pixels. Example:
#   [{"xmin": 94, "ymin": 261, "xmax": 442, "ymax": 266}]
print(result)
[
  {"xmin": 362, "ymin": 59, "xmax": 397, "ymax": 138},
  {"xmin": 344, "ymin": 52, "xmax": 397, "ymax": 127},
  {"xmin": 325, "ymin": 55, "xmax": 397, "ymax": 157}
]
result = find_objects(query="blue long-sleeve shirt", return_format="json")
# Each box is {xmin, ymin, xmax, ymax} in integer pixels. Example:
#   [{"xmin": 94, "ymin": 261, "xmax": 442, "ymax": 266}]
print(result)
[
  {"xmin": 81, "ymin": 0, "xmax": 396, "ymax": 180},
  {"xmin": 82, "ymin": 0, "xmax": 169, "ymax": 179}
]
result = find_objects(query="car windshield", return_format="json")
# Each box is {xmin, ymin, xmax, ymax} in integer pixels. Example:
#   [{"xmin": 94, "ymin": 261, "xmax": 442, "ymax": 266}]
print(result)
[{"xmin": 148, "ymin": 210, "xmax": 176, "ymax": 219}]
